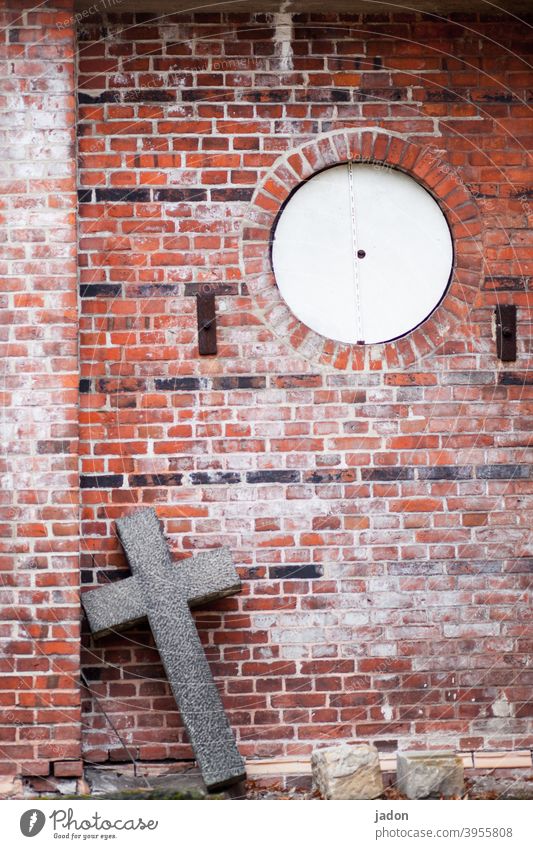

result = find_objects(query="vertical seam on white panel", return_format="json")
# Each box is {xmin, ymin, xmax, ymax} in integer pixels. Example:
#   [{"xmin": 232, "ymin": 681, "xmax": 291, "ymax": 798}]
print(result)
[{"xmin": 348, "ymin": 159, "xmax": 364, "ymax": 344}]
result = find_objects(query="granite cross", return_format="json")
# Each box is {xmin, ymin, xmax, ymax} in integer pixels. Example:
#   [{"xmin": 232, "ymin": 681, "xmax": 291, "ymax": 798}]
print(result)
[{"xmin": 81, "ymin": 508, "xmax": 246, "ymax": 791}]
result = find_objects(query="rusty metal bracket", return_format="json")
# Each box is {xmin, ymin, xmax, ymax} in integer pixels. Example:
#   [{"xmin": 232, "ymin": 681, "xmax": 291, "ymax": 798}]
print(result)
[
  {"xmin": 495, "ymin": 304, "xmax": 516, "ymax": 362},
  {"xmin": 196, "ymin": 293, "xmax": 217, "ymax": 356}
]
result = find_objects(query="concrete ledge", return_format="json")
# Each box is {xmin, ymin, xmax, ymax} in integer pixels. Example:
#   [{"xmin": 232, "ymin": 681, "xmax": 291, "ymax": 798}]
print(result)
[
  {"xmin": 245, "ymin": 750, "xmax": 532, "ymax": 777},
  {"xmin": 473, "ymin": 750, "xmax": 532, "ymax": 769}
]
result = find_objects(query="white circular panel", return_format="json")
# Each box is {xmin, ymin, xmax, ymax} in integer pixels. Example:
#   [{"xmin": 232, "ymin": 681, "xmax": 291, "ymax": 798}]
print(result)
[{"xmin": 271, "ymin": 163, "xmax": 454, "ymax": 345}]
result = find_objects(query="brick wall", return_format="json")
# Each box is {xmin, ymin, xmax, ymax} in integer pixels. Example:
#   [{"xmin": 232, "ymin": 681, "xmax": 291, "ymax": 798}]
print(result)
[
  {"xmin": 0, "ymin": 0, "xmax": 81, "ymax": 789},
  {"xmin": 77, "ymin": 12, "xmax": 532, "ymax": 768}
]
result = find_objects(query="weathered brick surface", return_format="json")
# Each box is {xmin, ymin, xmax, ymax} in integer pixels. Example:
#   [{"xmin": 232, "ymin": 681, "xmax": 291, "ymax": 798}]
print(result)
[
  {"xmin": 73, "ymin": 11, "xmax": 530, "ymax": 765},
  {"xmin": 0, "ymin": 0, "xmax": 80, "ymax": 782}
]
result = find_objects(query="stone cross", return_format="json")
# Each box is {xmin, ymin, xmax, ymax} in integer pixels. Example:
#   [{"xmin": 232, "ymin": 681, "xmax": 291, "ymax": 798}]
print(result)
[{"xmin": 81, "ymin": 508, "xmax": 246, "ymax": 791}]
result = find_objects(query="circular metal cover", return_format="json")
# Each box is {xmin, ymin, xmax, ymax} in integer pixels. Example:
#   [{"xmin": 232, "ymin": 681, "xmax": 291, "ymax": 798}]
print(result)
[{"xmin": 271, "ymin": 163, "xmax": 454, "ymax": 345}]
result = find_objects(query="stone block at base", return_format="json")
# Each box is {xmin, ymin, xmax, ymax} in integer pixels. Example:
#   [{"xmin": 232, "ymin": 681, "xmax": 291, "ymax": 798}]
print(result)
[
  {"xmin": 311, "ymin": 744, "xmax": 383, "ymax": 800},
  {"xmin": 396, "ymin": 751, "xmax": 464, "ymax": 799}
]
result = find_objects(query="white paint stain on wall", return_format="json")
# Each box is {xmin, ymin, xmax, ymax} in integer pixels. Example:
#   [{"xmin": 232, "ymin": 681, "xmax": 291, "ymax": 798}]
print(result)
[
  {"xmin": 273, "ymin": 2, "xmax": 293, "ymax": 71},
  {"xmin": 381, "ymin": 697, "xmax": 393, "ymax": 722},
  {"xmin": 492, "ymin": 694, "xmax": 512, "ymax": 718}
]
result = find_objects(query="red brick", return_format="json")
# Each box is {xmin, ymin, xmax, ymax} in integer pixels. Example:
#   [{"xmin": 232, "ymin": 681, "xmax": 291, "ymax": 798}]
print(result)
[{"xmin": 1, "ymin": 0, "xmax": 80, "ymax": 784}]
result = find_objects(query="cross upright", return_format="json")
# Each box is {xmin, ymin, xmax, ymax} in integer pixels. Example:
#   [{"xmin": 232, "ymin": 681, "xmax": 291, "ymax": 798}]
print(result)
[{"xmin": 81, "ymin": 508, "xmax": 246, "ymax": 791}]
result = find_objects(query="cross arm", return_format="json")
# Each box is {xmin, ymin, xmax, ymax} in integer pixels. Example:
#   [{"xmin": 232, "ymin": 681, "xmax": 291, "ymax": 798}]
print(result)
[
  {"xmin": 115, "ymin": 508, "xmax": 241, "ymax": 606},
  {"xmin": 82, "ymin": 576, "xmax": 146, "ymax": 638},
  {"xmin": 180, "ymin": 548, "xmax": 241, "ymax": 607},
  {"xmin": 82, "ymin": 549, "xmax": 241, "ymax": 637}
]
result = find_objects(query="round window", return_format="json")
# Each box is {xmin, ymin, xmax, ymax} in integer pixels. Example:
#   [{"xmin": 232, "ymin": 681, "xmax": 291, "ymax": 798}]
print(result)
[{"xmin": 271, "ymin": 163, "xmax": 454, "ymax": 345}]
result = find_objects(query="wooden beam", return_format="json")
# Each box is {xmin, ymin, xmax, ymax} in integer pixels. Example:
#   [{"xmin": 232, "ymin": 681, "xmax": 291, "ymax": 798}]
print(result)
[{"xmin": 74, "ymin": 0, "xmax": 531, "ymax": 14}]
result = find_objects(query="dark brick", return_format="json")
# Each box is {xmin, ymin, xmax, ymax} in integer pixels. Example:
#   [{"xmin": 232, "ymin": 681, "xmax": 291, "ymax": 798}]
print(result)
[
  {"xmin": 211, "ymin": 376, "xmax": 266, "ymax": 390},
  {"xmin": 181, "ymin": 89, "xmax": 213, "ymax": 101},
  {"xmin": 80, "ymin": 475, "xmax": 124, "ymax": 489},
  {"xmin": 417, "ymin": 466, "xmax": 473, "ymax": 480},
  {"xmin": 129, "ymin": 473, "xmax": 183, "ymax": 487},
  {"xmin": 447, "ymin": 560, "xmax": 503, "ymax": 575},
  {"xmin": 78, "ymin": 91, "xmax": 121, "ymax": 104},
  {"xmin": 80, "ymin": 284, "xmax": 122, "ymax": 298},
  {"xmin": 246, "ymin": 89, "xmax": 290, "ymax": 103},
  {"xmin": 135, "ymin": 284, "xmax": 182, "ymax": 298},
  {"xmin": 483, "ymin": 276, "xmax": 527, "ymax": 291},
  {"xmin": 210, "ymin": 188, "xmax": 254, "ymax": 202},
  {"xmin": 328, "ymin": 56, "xmax": 360, "ymax": 71},
  {"xmin": 82, "ymin": 667, "xmax": 102, "ymax": 681},
  {"xmin": 477, "ymin": 92, "xmax": 518, "ymax": 103},
  {"xmin": 184, "ymin": 282, "xmax": 238, "ymax": 297},
  {"xmin": 425, "ymin": 89, "xmax": 462, "ymax": 102},
  {"xmin": 94, "ymin": 188, "xmax": 150, "ymax": 202},
  {"xmin": 362, "ymin": 13, "xmax": 391, "ymax": 22},
  {"xmin": 358, "ymin": 88, "xmax": 406, "ymax": 102},
  {"xmin": 152, "ymin": 188, "xmax": 207, "ymax": 202},
  {"xmin": 246, "ymin": 470, "xmax": 300, "ymax": 484},
  {"xmin": 79, "ymin": 379, "xmax": 91, "ymax": 393},
  {"xmin": 304, "ymin": 470, "xmax": 357, "ymax": 483},
  {"xmin": 77, "ymin": 189, "xmax": 93, "ymax": 203},
  {"xmin": 476, "ymin": 464, "xmax": 531, "ymax": 479},
  {"xmin": 154, "ymin": 378, "xmax": 200, "ymax": 391},
  {"xmin": 330, "ymin": 89, "xmax": 351, "ymax": 101},
  {"xmin": 190, "ymin": 472, "xmax": 241, "ymax": 485},
  {"xmin": 362, "ymin": 468, "xmax": 415, "ymax": 481},
  {"xmin": 123, "ymin": 89, "xmax": 175, "ymax": 102},
  {"xmin": 499, "ymin": 372, "xmax": 533, "ymax": 385},
  {"xmin": 269, "ymin": 564, "xmax": 324, "ymax": 580},
  {"xmin": 96, "ymin": 569, "xmax": 130, "ymax": 583},
  {"xmin": 236, "ymin": 376, "xmax": 267, "ymax": 389}
]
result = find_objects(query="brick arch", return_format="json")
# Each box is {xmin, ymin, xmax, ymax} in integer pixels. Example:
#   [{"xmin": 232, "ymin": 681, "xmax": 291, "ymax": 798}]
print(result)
[{"xmin": 240, "ymin": 129, "xmax": 484, "ymax": 371}]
